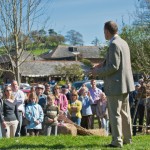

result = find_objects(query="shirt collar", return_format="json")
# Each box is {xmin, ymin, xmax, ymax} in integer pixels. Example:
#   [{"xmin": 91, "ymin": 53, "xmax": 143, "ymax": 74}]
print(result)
[{"xmin": 110, "ymin": 34, "xmax": 118, "ymax": 44}]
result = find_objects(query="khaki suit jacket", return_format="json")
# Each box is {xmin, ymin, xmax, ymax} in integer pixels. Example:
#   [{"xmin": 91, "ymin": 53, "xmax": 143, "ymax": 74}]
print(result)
[{"xmin": 96, "ymin": 35, "xmax": 135, "ymax": 96}]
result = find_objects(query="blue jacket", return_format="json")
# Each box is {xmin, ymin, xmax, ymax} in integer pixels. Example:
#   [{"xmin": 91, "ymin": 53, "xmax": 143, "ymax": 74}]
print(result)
[
  {"xmin": 79, "ymin": 95, "xmax": 94, "ymax": 116},
  {"xmin": 25, "ymin": 103, "xmax": 44, "ymax": 129}
]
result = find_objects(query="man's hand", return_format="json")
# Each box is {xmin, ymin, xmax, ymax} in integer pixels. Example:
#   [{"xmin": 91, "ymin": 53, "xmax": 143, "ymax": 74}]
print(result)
[
  {"xmin": 90, "ymin": 62, "xmax": 104, "ymax": 76},
  {"xmin": 93, "ymin": 62, "xmax": 104, "ymax": 69}
]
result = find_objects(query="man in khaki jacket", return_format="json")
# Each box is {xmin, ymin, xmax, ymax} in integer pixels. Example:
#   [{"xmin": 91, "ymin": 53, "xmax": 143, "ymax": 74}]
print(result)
[{"xmin": 93, "ymin": 21, "xmax": 135, "ymax": 148}]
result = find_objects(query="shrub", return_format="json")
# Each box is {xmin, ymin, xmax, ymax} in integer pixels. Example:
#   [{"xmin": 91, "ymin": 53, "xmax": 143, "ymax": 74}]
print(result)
[{"xmin": 80, "ymin": 59, "xmax": 93, "ymax": 68}]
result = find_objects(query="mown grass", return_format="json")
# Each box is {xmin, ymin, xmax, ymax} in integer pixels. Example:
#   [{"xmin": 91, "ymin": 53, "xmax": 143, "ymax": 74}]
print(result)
[
  {"xmin": 29, "ymin": 49, "xmax": 49, "ymax": 56},
  {"xmin": 0, "ymin": 134, "xmax": 150, "ymax": 150}
]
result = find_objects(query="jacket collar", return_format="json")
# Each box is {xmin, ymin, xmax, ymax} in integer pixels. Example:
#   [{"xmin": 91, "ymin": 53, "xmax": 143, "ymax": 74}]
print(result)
[{"xmin": 110, "ymin": 34, "xmax": 119, "ymax": 44}]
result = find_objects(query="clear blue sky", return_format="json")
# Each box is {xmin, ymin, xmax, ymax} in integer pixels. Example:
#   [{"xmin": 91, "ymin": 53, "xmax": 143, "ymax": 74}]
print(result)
[{"xmin": 42, "ymin": 0, "xmax": 137, "ymax": 45}]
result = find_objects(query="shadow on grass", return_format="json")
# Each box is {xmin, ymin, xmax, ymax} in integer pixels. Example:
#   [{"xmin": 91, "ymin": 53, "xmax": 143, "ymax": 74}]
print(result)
[{"xmin": 0, "ymin": 143, "xmax": 102, "ymax": 149}]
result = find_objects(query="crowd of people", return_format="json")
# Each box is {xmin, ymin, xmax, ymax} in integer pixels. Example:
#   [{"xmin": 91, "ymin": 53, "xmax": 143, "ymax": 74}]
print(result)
[
  {"xmin": 1, "ymin": 78, "xmax": 148, "ymax": 139},
  {"xmin": 0, "ymin": 79, "xmax": 109, "ymax": 138}
]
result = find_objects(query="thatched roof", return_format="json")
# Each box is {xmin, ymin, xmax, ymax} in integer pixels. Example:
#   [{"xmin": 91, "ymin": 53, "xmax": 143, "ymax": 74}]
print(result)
[
  {"xmin": 40, "ymin": 45, "xmax": 101, "ymax": 59},
  {"xmin": 0, "ymin": 54, "xmax": 10, "ymax": 63},
  {"xmin": 20, "ymin": 60, "xmax": 90, "ymax": 77}
]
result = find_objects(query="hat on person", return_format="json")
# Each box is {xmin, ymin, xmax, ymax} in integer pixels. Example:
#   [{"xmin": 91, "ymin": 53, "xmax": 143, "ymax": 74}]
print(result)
[
  {"xmin": 61, "ymin": 85, "xmax": 68, "ymax": 89},
  {"xmin": 37, "ymin": 84, "xmax": 44, "ymax": 89}
]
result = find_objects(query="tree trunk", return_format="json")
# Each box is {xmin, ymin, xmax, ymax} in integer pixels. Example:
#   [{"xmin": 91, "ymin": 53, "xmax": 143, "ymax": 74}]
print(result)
[{"xmin": 15, "ymin": 61, "xmax": 21, "ymax": 85}]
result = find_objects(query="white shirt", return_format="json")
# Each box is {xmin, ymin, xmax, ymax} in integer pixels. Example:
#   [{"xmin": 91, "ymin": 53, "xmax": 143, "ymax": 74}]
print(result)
[
  {"xmin": 13, "ymin": 90, "xmax": 25, "ymax": 112},
  {"xmin": 110, "ymin": 34, "xmax": 118, "ymax": 44}
]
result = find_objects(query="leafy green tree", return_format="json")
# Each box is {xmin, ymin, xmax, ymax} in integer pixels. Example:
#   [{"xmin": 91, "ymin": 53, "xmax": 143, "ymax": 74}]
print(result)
[
  {"xmin": 120, "ymin": 26, "xmax": 150, "ymax": 76},
  {"xmin": 45, "ymin": 34, "xmax": 65, "ymax": 49},
  {"xmin": 39, "ymin": 29, "xmax": 47, "ymax": 37},
  {"xmin": 48, "ymin": 29, "xmax": 57, "ymax": 36},
  {"xmin": 65, "ymin": 30, "xmax": 84, "ymax": 46},
  {"xmin": 56, "ymin": 64, "xmax": 84, "ymax": 81},
  {"xmin": 99, "ymin": 44, "xmax": 109, "ymax": 59},
  {"xmin": 133, "ymin": 0, "xmax": 150, "ymax": 29},
  {"xmin": 80, "ymin": 59, "xmax": 93, "ymax": 68},
  {"xmin": 120, "ymin": 0, "xmax": 150, "ymax": 79}
]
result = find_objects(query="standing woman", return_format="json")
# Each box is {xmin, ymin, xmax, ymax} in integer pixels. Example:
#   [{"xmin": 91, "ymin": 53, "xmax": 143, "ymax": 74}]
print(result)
[
  {"xmin": 1, "ymin": 86, "xmax": 19, "ymax": 138},
  {"xmin": 53, "ymin": 85, "xmax": 68, "ymax": 115}
]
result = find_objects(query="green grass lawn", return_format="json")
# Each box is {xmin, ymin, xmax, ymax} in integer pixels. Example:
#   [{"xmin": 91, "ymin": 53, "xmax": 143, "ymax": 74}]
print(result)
[
  {"xmin": 0, "ymin": 135, "xmax": 150, "ymax": 150},
  {"xmin": 29, "ymin": 49, "xmax": 49, "ymax": 56}
]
